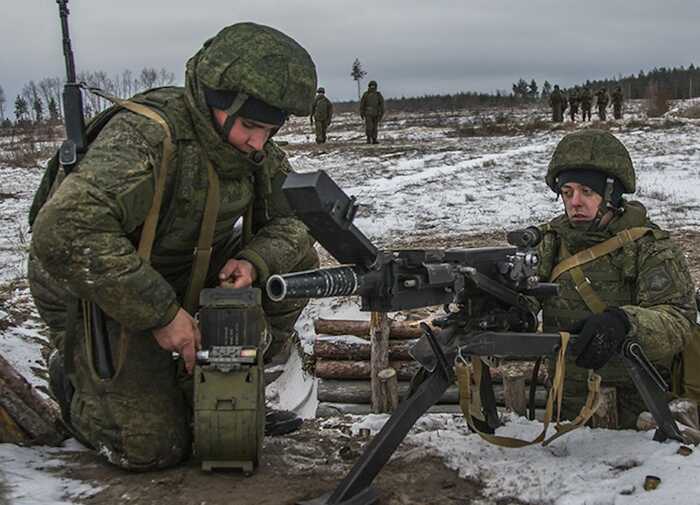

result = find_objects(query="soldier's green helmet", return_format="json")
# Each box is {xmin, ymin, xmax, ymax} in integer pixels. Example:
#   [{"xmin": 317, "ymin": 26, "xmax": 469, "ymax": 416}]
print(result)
[
  {"xmin": 187, "ymin": 22, "xmax": 318, "ymax": 118},
  {"xmin": 546, "ymin": 129, "xmax": 635, "ymax": 193},
  {"xmin": 368, "ymin": 80, "xmax": 377, "ymax": 88},
  {"xmin": 317, "ymin": 87, "xmax": 325, "ymax": 94}
]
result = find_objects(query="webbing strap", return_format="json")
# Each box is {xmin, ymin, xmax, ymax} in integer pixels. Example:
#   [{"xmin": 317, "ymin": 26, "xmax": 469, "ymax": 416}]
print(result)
[
  {"xmin": 559, "ymin": 242, "xmax": 608, "ymax": 314},
  {"xmin": 456, "ymin": 332, "xmax": 602, "ymax": 447},
  {"xmin": 183, "ymin": 161, "xmax": 221, "ymax": 315},
  {"xmin": 88, "ymin": 88, "xmax": 174, "ymax": 261},
  {"xmin": 549, "ymin": 227, "xmax": 652, "ymax": 282},
  {"xmin": 80, "ymin": 89, "xmax": 176, "ymax": 382}
]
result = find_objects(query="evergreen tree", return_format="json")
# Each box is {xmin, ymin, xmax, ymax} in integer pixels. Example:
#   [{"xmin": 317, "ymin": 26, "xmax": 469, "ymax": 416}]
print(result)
[
  {"xmin": 350, "ymin": 58, "xmax": 367, "ymax": 100},
  {"xmin": 541, "ymin": 80, "xmax": 552, "ymax": 99},
  {"xmin": 14, "ymin": 95, "xmax": 28, "ymax": 122},
  {"xmin": 48, "ymin": 97, "xmax": 60, "ymax": 122},
  {"xmin": 33, "ymin": 97, "xmax": 44, "ymax": 123},
  {"xmin": 528, "ymin": 79, "xmax": 539, "ymax": 99}
]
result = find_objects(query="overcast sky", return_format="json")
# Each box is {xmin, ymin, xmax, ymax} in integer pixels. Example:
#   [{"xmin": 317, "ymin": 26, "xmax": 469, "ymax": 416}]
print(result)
[{"xmin": 2, "ymin": 0, "xmax": 699, "ymax": 114}]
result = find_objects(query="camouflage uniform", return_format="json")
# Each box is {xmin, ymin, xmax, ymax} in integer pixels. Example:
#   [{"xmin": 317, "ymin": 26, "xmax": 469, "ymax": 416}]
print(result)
[
  {"xmin": 535, "ymin": 130, "xmax": 698, "ymax": 428},
  {"xmin": 611, "ymin": 87, "xmax": 624, "ymax": 120},
  {"xmin": 568, "ymin": 89, "xmax": 580, "ymax": 122},
  {"xmin": 580, "ymin": 87, "xmax": 592, "ymax": 121},
  {"xmin": 28, "ymin": 23, "xmax": 318, "ymax": 471},
  {"xmin": 311, "ymin": 88, "xmax": 333, "ymax": 144},
  {"xmin": 595, "ymin": 88, "xmax": 610, "ymax": 121},
  {"xmin": 549, "ymin": 86, "xmax": 565, "ymax": 122},
  {"xmin": 359, "ymin": 81, "xmax": 384, "ymax": 144}
]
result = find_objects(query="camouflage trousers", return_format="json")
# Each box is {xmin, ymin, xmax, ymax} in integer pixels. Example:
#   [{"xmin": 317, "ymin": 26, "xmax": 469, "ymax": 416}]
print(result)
[
  {"xmin": 40, "ymin": 247, "xmax": 318, "ymax": 471},
  {"xmin": 364, "ymin": 115, "xmax": 380, "ymax": 143},
  {"xmin": 597, "ymin": 105, "xmax": 607, "ymax": 121},
  {"xmin": 613, "ymin": 104, "xmax": 623, "ymax": 120},
  {"xmin": 314, "ymin": 119, "xmax": 330, "ymax": 144}
]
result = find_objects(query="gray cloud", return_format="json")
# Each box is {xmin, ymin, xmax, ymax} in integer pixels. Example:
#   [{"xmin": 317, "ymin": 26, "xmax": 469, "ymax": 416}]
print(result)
[{"xmin": 2, "ymin": 0, "xmax": 698, "ymax": 112}]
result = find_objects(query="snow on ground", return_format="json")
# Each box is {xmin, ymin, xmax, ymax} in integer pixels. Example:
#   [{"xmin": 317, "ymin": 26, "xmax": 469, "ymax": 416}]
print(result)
[
  {"xmin": 0, "ymin": 167, "xmax": 43, "ymax": 283},
  {"xmin": 1, "ymin": 102, "xmax": 699, "ymax": 504},
  {"xmin": 351, "ymin": 412, "xmax": 700, "ymax": 505},
  {"xmin": 0, "ymin": 440, "xmax": 102, "ymax": 505}
]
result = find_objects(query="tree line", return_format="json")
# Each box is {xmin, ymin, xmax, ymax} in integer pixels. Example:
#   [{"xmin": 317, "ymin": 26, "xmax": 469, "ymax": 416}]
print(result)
[
  {"xmin": 511, "ymin": 64, "xmax": 700, "ymax": 101},
  {"xmin": 3, "ymin": 67, "xmax": 175, "ymax": 126}
]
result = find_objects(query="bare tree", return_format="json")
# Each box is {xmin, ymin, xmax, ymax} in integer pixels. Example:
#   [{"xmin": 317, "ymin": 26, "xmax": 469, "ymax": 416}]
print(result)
[
  {"xmin": 139, "ymin": 67, "xmax": 158, "ymax": 90},
  {"xmin": 351, "ymin": 58, "xmax": 367, "ymax": 100},
  {"xmin": 157, "ymin": 68, "xmax": 175, "ymax": 87},
  {"xmin": 21, "ymin": 81, "xmax": 41, "ymax": 121}
]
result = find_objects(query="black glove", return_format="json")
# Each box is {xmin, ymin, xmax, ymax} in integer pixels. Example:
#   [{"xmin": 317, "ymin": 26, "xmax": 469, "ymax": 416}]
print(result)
[{"xmin": 570, "ymin": 308, "xmax": 630, "ymax": 370}]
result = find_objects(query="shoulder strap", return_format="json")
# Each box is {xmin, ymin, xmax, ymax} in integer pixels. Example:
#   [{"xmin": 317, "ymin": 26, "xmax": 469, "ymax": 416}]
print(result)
[
  {"xmin": 549, "ymin": 226, "xmax": 652, "ymax": 282},
  {"xmin": 90, "ymin": 88, "xmax": 175, "ymax": 261}
]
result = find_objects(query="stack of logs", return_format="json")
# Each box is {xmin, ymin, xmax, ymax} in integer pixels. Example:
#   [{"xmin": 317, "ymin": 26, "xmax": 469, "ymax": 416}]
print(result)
[{"xmin": 313, "ymin": 317, "xmax": 549, "ymax": 418}]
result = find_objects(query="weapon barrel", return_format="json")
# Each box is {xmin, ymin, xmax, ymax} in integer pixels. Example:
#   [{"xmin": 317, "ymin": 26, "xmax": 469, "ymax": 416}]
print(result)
[{"xmin": 266, "ymin": 266, "xmax": 361, "ymax": 302}]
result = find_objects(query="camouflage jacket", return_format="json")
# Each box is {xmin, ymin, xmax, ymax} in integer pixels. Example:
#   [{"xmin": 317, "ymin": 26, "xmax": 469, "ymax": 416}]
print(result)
[
  {"xmin": 535, "ymin": 201, "xmax": 697, "ymax": 383},
  {"xmin": 311, "ymin": 95, "xmax": 333, "ymax": 122},
  {"xmin": 611, "ymin": 89, "xmax": 624, "ymax": 105},
  {"xmin": 360, "ymin": 90, "xmax": 384, "ymax": 118},
  {"xmin": 29, "ymin": 87, "xmax": 314, "ymax": 333}
]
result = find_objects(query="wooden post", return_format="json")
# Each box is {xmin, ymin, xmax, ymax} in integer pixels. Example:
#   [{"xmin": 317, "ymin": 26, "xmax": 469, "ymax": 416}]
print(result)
[
  {"xmin": 502, "ymin": 372, "xmax": 527, "ymax": 416},
  {"xmin": 370, "ymin": 312, "xmax": 391, "ymax": 413},
  {"xmin": 378, "ymin": 368, "xmax": 400, "ymax": 412},
  {"xmin": 591, "ymin": 386, "xmax": 618, "ymax": 429}
]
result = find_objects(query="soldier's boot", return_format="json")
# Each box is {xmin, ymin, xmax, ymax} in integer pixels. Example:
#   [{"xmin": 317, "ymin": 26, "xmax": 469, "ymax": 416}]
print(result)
[
  {"xmin": 265, "ymin": 408, "xmax": 303, "ymax": 436},
  {"xmin": 48, "ymin": 350, "xmax": 94, "ymax": 448},
  {"xmin": 48, "ymin": 350, "xmax": 74, "ymax": 425}
]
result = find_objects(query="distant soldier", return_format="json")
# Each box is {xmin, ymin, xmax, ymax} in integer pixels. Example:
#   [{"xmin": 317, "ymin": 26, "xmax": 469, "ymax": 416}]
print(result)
[
  {"xmin": 310, "ymin": 87, "xmax": 333, "ymax": 144},
  {"xmin": 595, "ymin": 87, "xmax": 610, "ymax": 121},
  {"xmin": 580, "ymin": 87, "xmax": 592, "ymax": 121},
  {"xmin": 568, "ymin": 87, "xmax": 580, "ymax": 122},
  {"xmin": 611, "ymin": 86, "xmax": 624, "ymax": 120},
  {"xmin": 549, "ymin": 85, "xmax": 565, "ymax": 123},
  {"xmin": 359, "ymin": 80, "xmax": 385, "ymax": 144}
]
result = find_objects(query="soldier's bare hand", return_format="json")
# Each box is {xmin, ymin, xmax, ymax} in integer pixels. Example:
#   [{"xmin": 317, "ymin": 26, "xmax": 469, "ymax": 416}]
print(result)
[
  {"xmin": 219, "ymin": 259, "xmax": 257, "ymax": 288},
  {"xmin": 153, "ymin": 308, "xmax": 201, "ymax": 374}
]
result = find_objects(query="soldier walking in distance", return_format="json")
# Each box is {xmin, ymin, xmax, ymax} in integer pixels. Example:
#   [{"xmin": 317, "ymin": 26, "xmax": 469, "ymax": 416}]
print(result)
[
  {"xmin": 568, "ymin": 87, "xmax": 580, "ymax": 122},
  {"xmin": 595, "ymin": 87, "xmax": 610, "ymax": 121},
  {"xmin": 549, "ymin": 85, "xmax": 565, "ymax": 123},
  {"xmin": 310, "ymin": 87, "xmax": 333, "ymax": 144},
  {"xmin": 580, "ymin": 86, "xmax": 593, "ymax": 121},
  {"xmin": 359, "ymin": 80, "xmax": 384, "ymax": 144},
  {"xmin": 611, "ymin": 86, "xmax": 624, "ymax": 120}
]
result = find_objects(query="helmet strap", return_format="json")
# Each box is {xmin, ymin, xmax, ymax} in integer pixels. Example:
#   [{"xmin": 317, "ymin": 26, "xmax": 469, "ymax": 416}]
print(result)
[
  {"xmin": 219, "ymin": 92, "xmax": 250, "ymax": 142},
  {"xmin": 603, "ymin": 177, "xmax": 616, "ymax": 210}
]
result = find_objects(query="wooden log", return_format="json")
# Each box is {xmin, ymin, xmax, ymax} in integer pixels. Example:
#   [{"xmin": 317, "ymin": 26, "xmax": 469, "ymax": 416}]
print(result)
[
  {"xmin": 370, "ymin": 312, "xmax": 391, "ymax": 413},
  {"xmin": 314, "ymin": 357, "xmax": 546, "ymax": 384},
  {"xmin": 502, "ymin": 372, "xmax": 527, "ymax": 416},
  {"xmin": 314, "ymin": 318, "xmax": 426, "ymax": 340},
  {"xmin": 314, "ymin": 339, "xmax": 415, "ymax": 361},
  {"xmin": 315, "ymin": 359, "xmax": 419, "ymax": 380},
  {"xmin": 316, "ymin": 379, "xmax": 548, "ymax": 407},
  {"xmin": 317, "ymin": 403, "xmax": 464, "ymax": 417},
  {"xmin": 0, "ymin": 353, "xmax": 66, "ymax": 446},
  {"xmin": 316, "ymin": 403, "xmax": 550, "ymax": 419},
  {"xmin": 378, "ymin": 368, "xmax": 400, "ymax": 412},
  {"xmin": 591, "ymin": 386, "xmax": 618, "ymax": 430}
]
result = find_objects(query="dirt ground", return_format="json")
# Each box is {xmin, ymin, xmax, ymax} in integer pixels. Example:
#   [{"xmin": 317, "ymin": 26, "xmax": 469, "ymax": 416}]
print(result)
[{"xmin": 53, "ymin": 418, "xmax": 495, "ymax": 505}]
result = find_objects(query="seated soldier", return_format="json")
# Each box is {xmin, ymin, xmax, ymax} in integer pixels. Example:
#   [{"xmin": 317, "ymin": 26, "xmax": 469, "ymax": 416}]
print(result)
[{"xmin": 534, "ymin": 129, "xmax": 698, "ymax": 428}]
